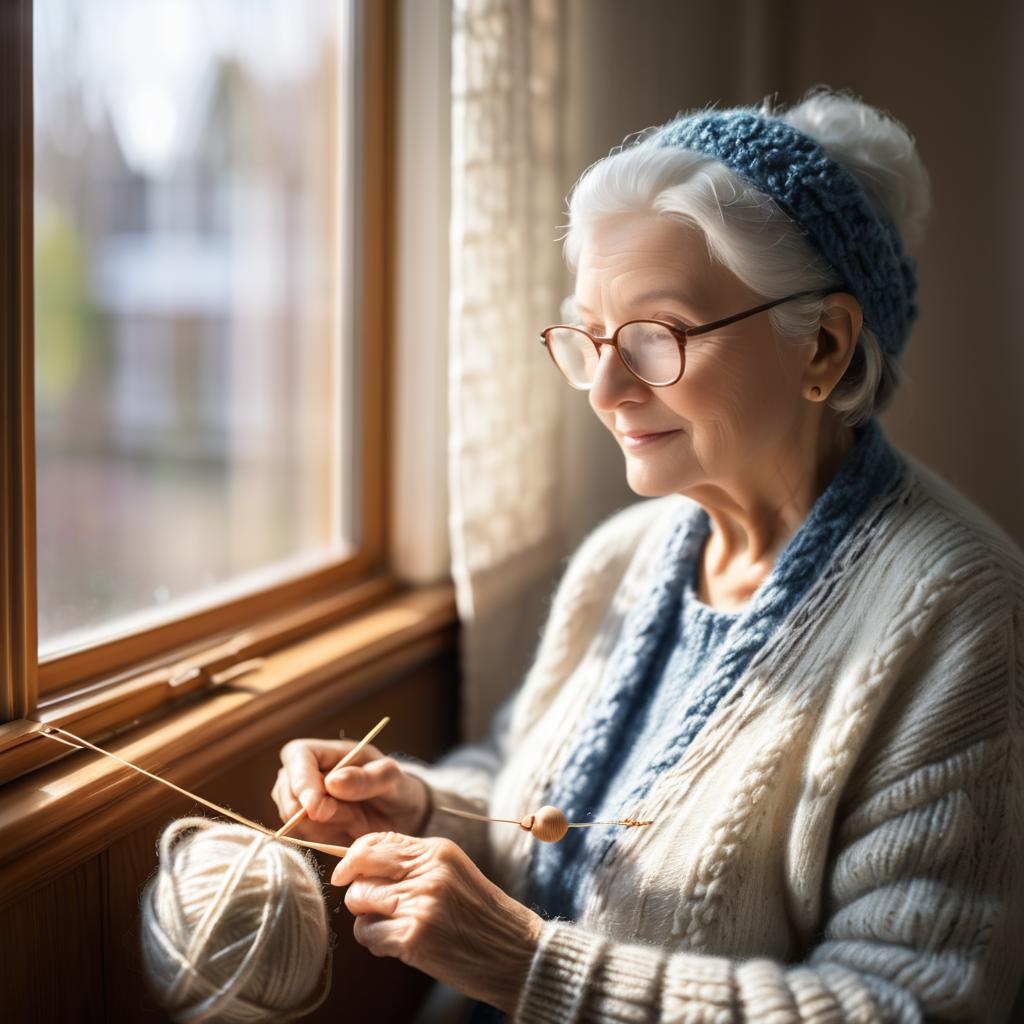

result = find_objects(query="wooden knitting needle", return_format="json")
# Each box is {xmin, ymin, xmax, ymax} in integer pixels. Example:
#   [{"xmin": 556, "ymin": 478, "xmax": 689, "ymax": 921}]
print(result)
[
  {"xmin": 40, "ymin": 725, "xmax": 353, "ymax": 858},
  {"xmin": 274, "ymin": 715, "xmax": 391, "ymax": 840},
  {"xmin": 279, "ymin": 835, "xmax": 350, "ymax": 858}
]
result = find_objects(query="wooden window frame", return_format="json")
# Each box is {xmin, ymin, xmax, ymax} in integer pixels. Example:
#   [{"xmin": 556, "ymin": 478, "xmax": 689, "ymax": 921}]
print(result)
[{"xmin": 0, "ymin": 0, "xmax": 453, "ymax": 800}]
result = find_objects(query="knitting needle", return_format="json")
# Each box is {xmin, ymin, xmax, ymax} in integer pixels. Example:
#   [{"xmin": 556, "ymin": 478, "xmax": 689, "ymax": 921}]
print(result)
[
  {"xmin": 39, "ymin": 725, "xmax": 352, "ymax": 858},
  {"xmin": 280, "ymin": 835, "xmax": 350, "ymax": 858},
  {"xmin": 274, "ymin": 715, "xmax": 390, "ymax": 840}
]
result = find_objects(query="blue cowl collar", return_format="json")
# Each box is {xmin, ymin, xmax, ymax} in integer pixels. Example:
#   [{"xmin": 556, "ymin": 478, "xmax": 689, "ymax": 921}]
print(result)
[{"xmin": 526, "ymin": 416, "xmax": 906, "ymax": 922}]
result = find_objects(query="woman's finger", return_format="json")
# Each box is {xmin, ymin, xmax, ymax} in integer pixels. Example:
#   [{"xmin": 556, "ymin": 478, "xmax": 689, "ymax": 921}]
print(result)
[
  {"xmin": 344, "ymin": 877, "xmax": 400, "ymax": 918},
  {"xmin": 351, "ymin": 914, "xmax": 404, "ymax": 959},
  {"xmin": 279, "ymin": 743, "xmax": 329, "ymax": 815},
  {"xmin": 318, "ymin": 740, "xmax": 385, "ymax": 775},
  {"xmin": 306, "ymin": 796, "xmax": 372, "ymax": 837},
  {"xmin": 325, "ymin": 757, "xmax": 402, "ymax": 801},
  {"xmin": 332, "ymin": 832, "xmax": 420, "ymax": 887},
  {"xmin": 272, "ymin": 767, "xmax": 302, "ymax": 818},
  {"xmin": 280, "ymin": 739, "xmax": 385, "ymax": 814},
  {"xmin": 287, "ymin": 738, "xmax": 385, "ymax": 773}
]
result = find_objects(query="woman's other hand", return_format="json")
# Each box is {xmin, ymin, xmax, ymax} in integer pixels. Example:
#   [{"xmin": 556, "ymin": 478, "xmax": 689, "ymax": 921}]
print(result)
[
  {"xmin": 333, "ymin": 831, "xmax": 543, "ymax": 1014},
  {"xmin": 271, "ymin": 738, "xmax": 431, "ymax": 845}
]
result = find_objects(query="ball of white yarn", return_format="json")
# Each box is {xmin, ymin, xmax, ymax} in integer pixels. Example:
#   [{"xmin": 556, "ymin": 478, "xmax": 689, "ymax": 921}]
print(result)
[{"xmin": 140, "ymin": 817, "xmax": 332, "ymax": 1023}]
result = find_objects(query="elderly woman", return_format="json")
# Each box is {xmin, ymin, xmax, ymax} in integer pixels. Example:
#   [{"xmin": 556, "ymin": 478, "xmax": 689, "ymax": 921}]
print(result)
[{"xmin": 273, "ymin": 89, "xmax": 1024, "ymax": 1022}]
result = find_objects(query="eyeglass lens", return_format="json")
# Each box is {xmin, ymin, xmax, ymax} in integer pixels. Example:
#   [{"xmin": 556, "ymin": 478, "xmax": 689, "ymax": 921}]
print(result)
[{"xmin": 546, "ymin": 322, "xmax": 681, "ymax": 387}]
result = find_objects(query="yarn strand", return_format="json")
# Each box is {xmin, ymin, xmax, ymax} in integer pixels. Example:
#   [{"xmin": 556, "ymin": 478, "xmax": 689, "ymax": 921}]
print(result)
[
  {"xmin": 42, "ymin": 726, "xmax": 267, "ymax": 830},
  {"xmin": 437, "ymin": 804, "xmax": 653, "ymax": 829},
  {"xmin": 38, "ymin": 725, "xmax": 350, "ymax": 858}
]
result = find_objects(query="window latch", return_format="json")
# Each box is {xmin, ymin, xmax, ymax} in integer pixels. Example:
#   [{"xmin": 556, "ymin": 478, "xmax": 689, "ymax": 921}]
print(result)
[{"xmin": 167, "ymin": 652, "xmax": 267, "ymax": 694}]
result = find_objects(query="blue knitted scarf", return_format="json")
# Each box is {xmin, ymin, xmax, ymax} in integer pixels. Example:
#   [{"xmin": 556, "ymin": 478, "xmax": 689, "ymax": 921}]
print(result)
[{"xmin": 525, "ymin": 416, "xmax": 905, "ymax": 922}]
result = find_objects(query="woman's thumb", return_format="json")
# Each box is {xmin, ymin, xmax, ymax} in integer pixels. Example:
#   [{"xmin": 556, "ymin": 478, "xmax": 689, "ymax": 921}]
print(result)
[{"xmin": 324, "ymin": 759, "xmax": 394, "ymax": 801}]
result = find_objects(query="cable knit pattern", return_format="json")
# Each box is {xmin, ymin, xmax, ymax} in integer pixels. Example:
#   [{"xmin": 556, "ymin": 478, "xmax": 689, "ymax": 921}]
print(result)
[
  {"xmin": 528, "ymin": 417, "xmax": 903, "ymax": 923},
  {"xmin": 808, "ymin": 563, "xmax": 976, "ymax": 801},
  {"xmin": 673, "ymin": 690, "xmax": 815, "ymax": 948},
  {"xmin": 652, "ymin": 110, "xmax": 918, "ymax": 357},
  {"xmin": 396, "ymin": 426, "xmax": 1024, "ymax": 1023},
  {"xmin": 577, "ymin": 590, "xmax": 738, "ymax": 923}
]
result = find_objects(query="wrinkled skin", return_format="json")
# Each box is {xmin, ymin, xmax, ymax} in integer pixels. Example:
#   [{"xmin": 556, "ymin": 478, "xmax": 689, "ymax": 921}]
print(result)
[
  {"xmin": 272, "ymin": 738, "xmax": 431, "ymax": 844},
  {"xmin": 273, "ymin": 209, "xmax": 864, "ymax": 1008},
  {"xmin": 332, "ymin": 831, "xmax": 542, "ymax": 1014},
  {"xmin": 575, "ymin": 211, "xmax": 860, "ymax": 609},
  {"xmin": 273, "ymin": 742, "xmax": 541, "ymax": 1011}
]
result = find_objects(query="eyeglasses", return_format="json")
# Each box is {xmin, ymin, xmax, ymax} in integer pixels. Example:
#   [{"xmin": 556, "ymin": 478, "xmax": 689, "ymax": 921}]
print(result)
[{"xmin": 538, "ymin": 289, "xmax": 828, "ymax": 389}]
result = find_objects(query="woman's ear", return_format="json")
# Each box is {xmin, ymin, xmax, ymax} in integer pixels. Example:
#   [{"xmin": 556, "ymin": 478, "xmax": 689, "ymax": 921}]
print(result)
[{"xmin": 804, "ymin": 292, "xmax": 862, "ymax": 399}]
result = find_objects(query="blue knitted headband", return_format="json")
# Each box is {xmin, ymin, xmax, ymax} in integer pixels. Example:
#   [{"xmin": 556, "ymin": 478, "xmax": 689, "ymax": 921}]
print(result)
[{"xmin": 650, "ymin": 110, "xmax": 918, "ymax": 359}]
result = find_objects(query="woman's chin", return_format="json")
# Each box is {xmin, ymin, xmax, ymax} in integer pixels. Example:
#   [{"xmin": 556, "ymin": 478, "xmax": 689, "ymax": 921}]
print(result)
[{"xmin": 623, "ymin": 459, "xmax": 687, "ymax": 497}]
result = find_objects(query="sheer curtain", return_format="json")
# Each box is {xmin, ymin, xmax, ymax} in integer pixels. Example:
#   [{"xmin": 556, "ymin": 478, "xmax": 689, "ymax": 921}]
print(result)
[{"xmin": 448, "ymin": 0, "xmax": 578, "ymax": 741}]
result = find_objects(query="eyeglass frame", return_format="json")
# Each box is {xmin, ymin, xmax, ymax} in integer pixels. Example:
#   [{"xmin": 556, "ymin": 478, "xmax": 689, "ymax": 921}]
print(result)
[{"xmin": 538, "ymin": 288, "xmax": 831, "ymax": 389}]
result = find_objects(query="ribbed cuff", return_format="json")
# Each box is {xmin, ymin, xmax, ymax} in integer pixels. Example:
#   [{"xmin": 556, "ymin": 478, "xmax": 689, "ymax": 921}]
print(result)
[
  {"xmin": 511, "ymin": 921, "xmax": 737, "ymax": 1023},
  {"xmin": 512, "ymin": 920, "xmax": 662, "ymax": 1024},
  {"xmin": 512, "ymin": 921, "xmax": 605, "ymax": 1023}
]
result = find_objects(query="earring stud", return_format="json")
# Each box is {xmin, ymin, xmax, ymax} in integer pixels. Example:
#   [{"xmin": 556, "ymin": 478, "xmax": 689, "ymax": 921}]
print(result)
[{"xmin": 809, "ymin": 385, "xmax": 822, "ymax": 399}]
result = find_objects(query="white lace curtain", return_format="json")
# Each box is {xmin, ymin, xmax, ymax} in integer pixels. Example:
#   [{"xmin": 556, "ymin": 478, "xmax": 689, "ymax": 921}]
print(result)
[{"xmin": 448, "ymin": 0, "xmax": 574, "ymax": 741}]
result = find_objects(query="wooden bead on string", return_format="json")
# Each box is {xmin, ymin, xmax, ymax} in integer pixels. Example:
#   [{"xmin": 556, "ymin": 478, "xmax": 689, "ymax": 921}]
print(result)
[
  {"xmin": 437, "ymin": 801, "xmax": 653, "ymax": 842},
  {"xmin": 519, "ymin": 805, "xmax": 569, "ymax": 843}
]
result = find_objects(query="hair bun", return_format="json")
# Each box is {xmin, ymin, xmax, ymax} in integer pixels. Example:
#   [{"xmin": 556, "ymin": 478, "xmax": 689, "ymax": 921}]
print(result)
[{"xmin": 777, "ymin": 86, "xmax": 932, "ymax": 251}]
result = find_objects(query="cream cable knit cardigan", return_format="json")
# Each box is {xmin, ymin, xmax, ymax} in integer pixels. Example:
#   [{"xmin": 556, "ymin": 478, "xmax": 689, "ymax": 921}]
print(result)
[{"xmin": 399, "ymin": 451, "xmax": 1024, "ymax": 1022}]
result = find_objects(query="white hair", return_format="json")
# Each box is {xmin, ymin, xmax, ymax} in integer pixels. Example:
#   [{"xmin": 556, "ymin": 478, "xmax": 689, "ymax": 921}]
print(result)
[{"xmin": 560, "ymin": 87, "xmax": 932, "ymax": 425}]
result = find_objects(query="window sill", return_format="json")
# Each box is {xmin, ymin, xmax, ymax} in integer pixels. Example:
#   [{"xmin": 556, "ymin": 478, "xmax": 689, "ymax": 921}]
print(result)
[{"xmin": 0, "ymin": 581, "xmax": 457, "ymax": 907}]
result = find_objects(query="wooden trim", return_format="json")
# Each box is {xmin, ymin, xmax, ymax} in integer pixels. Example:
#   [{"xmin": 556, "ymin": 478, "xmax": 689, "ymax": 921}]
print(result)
[
  {"xmin": 33, "ymin": 0, "xmax": 399, "ymax": 697},
  {"xmin": 356, "ymin": 0, "xmax": 396, "ymax": 563},
  {"xmin": 39, "ymin": 552, "xmax": 380, "ymax": 695},
  {"xmin": 0, "ymin": 0, "xmax": 37, "ymax": 724},
  {"xmin": 0, "ymin": 572, "xmax": 407, "ymax": 784},
  {"xmin": 0, "ymin": 581, "xmax": 457, "ymax": 908}
]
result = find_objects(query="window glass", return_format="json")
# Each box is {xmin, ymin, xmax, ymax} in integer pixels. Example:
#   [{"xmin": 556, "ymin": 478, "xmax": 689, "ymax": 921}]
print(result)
[{"xmin": 34, "ymin": 0, "xmax": 356, "ymax": 659}]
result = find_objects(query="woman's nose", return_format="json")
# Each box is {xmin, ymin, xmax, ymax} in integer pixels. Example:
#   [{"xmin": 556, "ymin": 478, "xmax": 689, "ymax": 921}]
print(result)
[{"xmin": 588, "ymin": 343, "xmax": 649, "ymax": 411}]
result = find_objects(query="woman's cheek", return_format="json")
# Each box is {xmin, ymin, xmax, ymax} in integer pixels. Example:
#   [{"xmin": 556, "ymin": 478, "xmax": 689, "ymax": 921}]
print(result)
[
  {"xmin": 681, "ymin": 354, "xmax": 781, "ymax": 452},
  {"xmin": 670, "ymin": 354, "xmax": 732, "ymax": 423},
  {"xmin": 668, "ymin": 380, "xmax": 745, "ymax": 461}
]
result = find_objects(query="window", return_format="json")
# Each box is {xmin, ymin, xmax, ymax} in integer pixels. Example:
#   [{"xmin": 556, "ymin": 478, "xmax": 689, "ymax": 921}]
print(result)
[{"xmin": 1, "ymin": 0, "xmax": 396, "ymax": 754}]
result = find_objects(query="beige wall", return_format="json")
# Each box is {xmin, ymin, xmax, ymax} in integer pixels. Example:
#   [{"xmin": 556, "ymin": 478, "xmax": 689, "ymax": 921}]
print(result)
[{"xmin": 558, "ymin": 0, "xmax": 1023, "ymax": 548}]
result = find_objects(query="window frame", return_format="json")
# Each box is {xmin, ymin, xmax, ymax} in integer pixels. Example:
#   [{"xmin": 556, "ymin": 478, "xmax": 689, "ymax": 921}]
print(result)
[{"xmin": 0, "ymin": 0, "xmax": 403, "ymax": 775}]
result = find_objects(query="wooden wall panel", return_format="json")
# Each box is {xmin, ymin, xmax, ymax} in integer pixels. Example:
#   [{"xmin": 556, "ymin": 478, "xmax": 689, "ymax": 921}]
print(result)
[
  {"xmin": 104, "ymin": 826, "xmax": 179, "ymax": 1022},
  {"xmin": 0, "ymin": 857, "xmax": 106, "ymax": 1021},
  {"xmin": 6, "ymin": 649, "xmax": 459, "ymax": 1023}
]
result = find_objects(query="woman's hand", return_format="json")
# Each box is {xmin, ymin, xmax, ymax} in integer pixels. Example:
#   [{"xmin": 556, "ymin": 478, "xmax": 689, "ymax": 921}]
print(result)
[
  {"xmin": 333, "ymin": 831, "xmax": 543, "ymax": 1014},
  {"xmin": 271, "ymin": 738, "xmax": 431, "ymax": 846}
]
